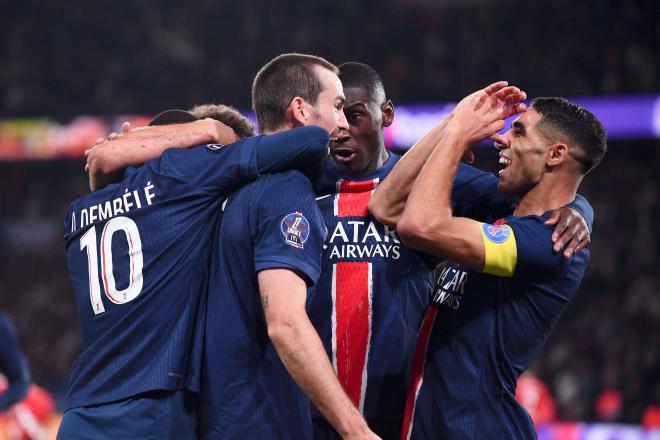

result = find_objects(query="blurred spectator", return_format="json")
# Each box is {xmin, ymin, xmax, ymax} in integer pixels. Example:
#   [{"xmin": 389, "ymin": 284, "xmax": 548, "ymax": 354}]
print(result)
[{"xmin": 516, "ymin": 371, "xmax": 557, "ymax": 425}]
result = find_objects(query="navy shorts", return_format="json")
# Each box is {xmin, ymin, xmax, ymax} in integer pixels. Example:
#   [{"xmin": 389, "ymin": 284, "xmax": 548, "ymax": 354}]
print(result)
[{"xmin": 57, "ymin": 390, "xmax": 197, "ymax": 440}]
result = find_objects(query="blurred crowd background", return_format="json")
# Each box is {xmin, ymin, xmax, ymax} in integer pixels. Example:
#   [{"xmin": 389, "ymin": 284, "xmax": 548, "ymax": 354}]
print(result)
[{"xmin": 0, "ymin": 0, "xmax": 658, "ymax": 434}]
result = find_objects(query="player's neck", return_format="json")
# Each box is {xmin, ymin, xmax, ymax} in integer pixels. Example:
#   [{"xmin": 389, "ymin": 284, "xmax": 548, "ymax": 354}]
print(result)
[{"xmin": 514, "ymin": 173, "xmax": 581, "ymax": 217}]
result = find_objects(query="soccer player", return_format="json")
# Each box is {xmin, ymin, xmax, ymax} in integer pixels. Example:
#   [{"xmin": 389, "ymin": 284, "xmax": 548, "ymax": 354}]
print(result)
[
  {"xmin": 200, "ymin": 54, "xmax": 376, "ymax": 439},
  {"xmin": 58, "ymin": 106, "xmax": 335, "ymax": 438},
  {"xmin": 311, "ymin": 63, "xmax": 592, "ymax": 439},
  {"xmin": 0, "ymin": 313, "xmax": 30, "ymax": 412},
  {"xmin": 371, "ymin": 83, "xmax": 607, "ymax": 438}
]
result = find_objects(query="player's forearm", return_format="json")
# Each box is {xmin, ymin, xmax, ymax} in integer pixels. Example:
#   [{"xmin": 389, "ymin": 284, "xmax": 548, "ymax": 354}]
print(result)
[
  {"xmin": 397, "ymin": 128, "xmax": 485, "ymax": 269},
  {"xmin": 268, "ymin": 311, "xmax": 372, "ymax": 438},
  {"xmin": 87, "ymin": 119, "xmax": 222, "ymax": 191},
  {"xmin": 369, "ymin": 114, "xmax": 451, "ymax": 226}
]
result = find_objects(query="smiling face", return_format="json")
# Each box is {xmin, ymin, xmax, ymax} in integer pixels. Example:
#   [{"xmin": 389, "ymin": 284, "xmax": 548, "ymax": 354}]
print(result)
[
  {"xmin": 496, "ymin": 108, "xmax": 551, "ymax": 196},
  {"xmin": 329, "ymin": 86, "xmax": 392, "ymax": 176}
]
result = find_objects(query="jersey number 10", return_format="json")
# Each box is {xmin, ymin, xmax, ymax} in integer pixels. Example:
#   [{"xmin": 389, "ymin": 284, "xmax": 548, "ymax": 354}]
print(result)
[{"xmin": 80, "ymin": 216, "xmax": 144, "ymax": 315}]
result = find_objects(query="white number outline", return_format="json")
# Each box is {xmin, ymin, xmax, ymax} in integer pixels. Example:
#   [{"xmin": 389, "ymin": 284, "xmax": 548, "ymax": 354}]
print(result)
[{"xmin": 80, "ymin": 216, "xmax": 144, "ymax": 315}]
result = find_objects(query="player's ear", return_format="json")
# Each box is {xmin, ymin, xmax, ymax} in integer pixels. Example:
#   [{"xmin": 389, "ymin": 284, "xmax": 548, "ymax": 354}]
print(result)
[
  {"xmin": 381, "ymin": 100, "xmax": 394, "ymax": 128},
  {"xmin": 547, "ymin": 143, "xmax": 568, "ymax": 167},
  {"xmin": 288, "ymin": 97, "xmax": 309, "ymax": 127}
]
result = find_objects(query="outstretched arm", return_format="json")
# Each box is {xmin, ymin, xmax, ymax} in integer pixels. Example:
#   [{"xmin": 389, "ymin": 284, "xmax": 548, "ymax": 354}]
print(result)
[{"xmin": 258, "ymin": 270, "xmax": 379, "ymax": 440}]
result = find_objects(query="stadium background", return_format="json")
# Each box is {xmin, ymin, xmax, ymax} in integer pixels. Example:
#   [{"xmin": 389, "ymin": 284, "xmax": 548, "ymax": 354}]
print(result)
[{"xmin": 0, "ymin": 0, "xmax": 658, "ymax": 437}]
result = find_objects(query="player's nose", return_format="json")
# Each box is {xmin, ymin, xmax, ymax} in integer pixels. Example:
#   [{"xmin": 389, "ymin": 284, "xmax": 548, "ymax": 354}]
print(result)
[{"xmin": 337, "ymin": 110, "xmax": 349, "ymax": 131}]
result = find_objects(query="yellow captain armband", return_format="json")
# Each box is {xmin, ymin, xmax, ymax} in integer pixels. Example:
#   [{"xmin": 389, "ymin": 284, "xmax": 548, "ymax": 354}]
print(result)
[{"xmin": 480, "ymin": 222, "xmax": 518, "ymax": 277}]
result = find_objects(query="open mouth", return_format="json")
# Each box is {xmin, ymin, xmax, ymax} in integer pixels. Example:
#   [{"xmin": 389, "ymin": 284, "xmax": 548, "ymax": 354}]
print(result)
[
  {"xmin": 331, "ymin": 147, "xmax": 357, "ymax": 162},
  {"xmin": 498, "ymin": 154, "xmax": 511, "ymax": 175}
]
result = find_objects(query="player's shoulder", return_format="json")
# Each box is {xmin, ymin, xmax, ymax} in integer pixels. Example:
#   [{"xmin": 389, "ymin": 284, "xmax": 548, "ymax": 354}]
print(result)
[
  {"xmin": 505, "ymin": 212, "xmax": 589, "ymax": 273},
  {"xmin": 257, "ymin": 169, "xmax": 311, "ymax": 187}
]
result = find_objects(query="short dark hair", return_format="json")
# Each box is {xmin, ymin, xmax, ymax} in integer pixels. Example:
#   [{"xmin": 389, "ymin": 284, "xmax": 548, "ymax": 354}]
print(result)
[
  {"xmin": 189, "ymin": 103, "xmax": 255, "ymax": 138},
  {"xmin": 338, "ymin": 62, "xmax": 386, "ymax": 104},
  {"xmin": 252, "ymin": 53, "xmax": 338, "ymax": 132},
  {"xmin": 531, "ymin": 97, "xmax": 607, "ymax": 174}
]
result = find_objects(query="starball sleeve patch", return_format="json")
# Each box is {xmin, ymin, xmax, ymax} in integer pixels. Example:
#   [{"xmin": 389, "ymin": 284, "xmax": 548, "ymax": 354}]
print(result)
[
  {"xmin": 480, "ymin": 222, "xmax": 518, "ymax": 277},
  {"xmin": 281, "ymin": 211, "xmax": 310, "ymax": 249}
]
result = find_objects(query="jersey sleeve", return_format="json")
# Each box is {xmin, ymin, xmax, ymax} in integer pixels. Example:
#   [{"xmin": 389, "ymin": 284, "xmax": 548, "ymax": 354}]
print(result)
[
  {"xmin": 0, "ymin": 316, "xmax": 30, "ymax": 411},
  {"xmin": 253, "ymin": 171, "xmax": 327, "ymax": 287},
  {"xmin": 156, "ymin": 138, "xmax": 259, "ymax": 196},
  {"xmin": 155, "ymin": 126, "xmax": 329, "ymax": 197},
  {"xmin": 451, "ymin": 163, "xmax": 517, "ymax": 221},
  {"xmin": 566, "ymin": 194, "xmax": 594, "ymax": 232},
  {"xmin": 479, "ymin": 216, "xmax": 568, "ymax": 277},
  {"xmin": 255, "ymin": 125, "xmax": 329, "ymax": 180}
]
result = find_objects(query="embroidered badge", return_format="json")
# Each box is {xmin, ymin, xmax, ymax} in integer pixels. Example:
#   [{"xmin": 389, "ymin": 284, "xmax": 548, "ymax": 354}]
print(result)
[
  {"xmin": 483, "ymin": 223, "xmax": 511, "ymax": 244},
  {"xmin": 281, "ymin": 212, "xmax": 310, "ymax": 249}
]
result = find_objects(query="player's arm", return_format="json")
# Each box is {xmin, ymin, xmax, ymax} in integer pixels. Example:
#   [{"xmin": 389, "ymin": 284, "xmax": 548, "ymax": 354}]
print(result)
[
  {"xmin": 368, "ymin": 113, "xmax": 453, "ymax": 227},
  {"xmin": 258, "ymin": 270, "xmax": 379, "ymax": 440},
  {"xmin": 0, "ymin": 317, "xmax": 31, "ymax": 411},
  {"xmin": 397, "ymin": 83, "xmax": 526, "ymax": 271},
  {"xmin": 87, "ymin": 118, "xmax": 237, "ymax": 190}
]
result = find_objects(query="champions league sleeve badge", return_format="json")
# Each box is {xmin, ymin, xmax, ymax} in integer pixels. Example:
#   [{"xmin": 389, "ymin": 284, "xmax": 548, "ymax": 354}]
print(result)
[{"xmin": 281, "ymin": 211, "xmax": 310, "ymax": 249}]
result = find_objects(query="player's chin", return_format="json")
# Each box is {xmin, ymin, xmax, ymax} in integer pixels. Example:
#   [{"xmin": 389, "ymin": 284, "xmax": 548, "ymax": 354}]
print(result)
[{"xmin": 497, "ymin": 179, "xmax": 515, "ymax": 196}]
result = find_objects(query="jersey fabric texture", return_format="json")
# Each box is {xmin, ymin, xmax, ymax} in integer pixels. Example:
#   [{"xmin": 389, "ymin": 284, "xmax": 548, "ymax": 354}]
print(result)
[
  {"xmin": 201, "ymin": 170, "xmax": 326, "ymax": 440},
  {"xmin": 404, "ymin": 212, "xmax": 590, "ymax": 440},
  {"xmin": 57, "ymin": 390, "xmax": 196, "ymax": 440},
  {"xmin": 309, "ymin": 157, "xmax": 520, "ymax": 439},
  {"xmin": 62, "ymin": 126, "xmax": 329, "ymax": 410}
]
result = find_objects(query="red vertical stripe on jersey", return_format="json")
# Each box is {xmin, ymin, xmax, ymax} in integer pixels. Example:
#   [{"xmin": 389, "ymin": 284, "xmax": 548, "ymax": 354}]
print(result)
[
  {"xmin": 401, "ymin": 306, "xmax": 438, "ymax": 440},
  {"xmin": 335, "ymin": 179, "xmax": 377, "ymax": 217},
  {"xmin": 333, "ymin": 261, "xmax": 372, "ymax": 410}
]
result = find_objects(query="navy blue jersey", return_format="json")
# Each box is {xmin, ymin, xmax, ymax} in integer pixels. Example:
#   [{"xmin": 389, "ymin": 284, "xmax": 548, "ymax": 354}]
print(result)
[
  {"xmin": 0, "ymin": 313, "xmax": 30, "ymax": 411},
  {"xmin": 63, "ymin": 126, "xmax": 329, "ymax": 409},
  {"xmin": 309, "ymin": 157, "xmax": 517, "ymax": 438},
  {"xmin": 404, "ymin": 212, "xmax": 589, "ymax": 439},
  {"xmin": 201, "ymin": 170, "xmax": 326, "ymax": 439}
]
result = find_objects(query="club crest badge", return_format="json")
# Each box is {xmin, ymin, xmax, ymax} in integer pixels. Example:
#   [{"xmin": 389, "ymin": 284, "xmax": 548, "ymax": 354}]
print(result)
[
  {"xmin": 483, "ymin": 223, "xmax": 511, "ymax": 244},
  {"xmin": 281, "ymin": 212, "xmax": 310, "ymax": 249}
]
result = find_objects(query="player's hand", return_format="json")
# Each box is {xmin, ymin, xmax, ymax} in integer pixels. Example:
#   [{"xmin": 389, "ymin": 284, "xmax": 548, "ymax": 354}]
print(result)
[
  {"xmin": 448, "ymin": 81, "xmax": 527, "ymax": 147},
  {"xmin": 85, "ymin": 122, "xmax": 133, "ymax": 172},
  {"xmin": 206, "ymin": 118, "xmax": 240, "ymax": 145},
  {"xmin": 545, "ymin": 207, "xmax": 591, "ymax": 257}
]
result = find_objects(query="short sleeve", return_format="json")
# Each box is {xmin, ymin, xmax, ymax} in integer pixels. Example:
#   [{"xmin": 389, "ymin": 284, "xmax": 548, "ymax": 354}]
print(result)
[
  {"xmin": 480, "ymin": 217, "xmax": 563, "ymax": 277},
  {"xmin": 565, "ymin": 194, "xmax": 594, "ymax": 232},
  {"xmin": 451, "ymin": 163, "xmax": 517, "ymax": 221},
  {"xmin": 253, "ymin": 171, "xmax": 327, "ymax": 287}
]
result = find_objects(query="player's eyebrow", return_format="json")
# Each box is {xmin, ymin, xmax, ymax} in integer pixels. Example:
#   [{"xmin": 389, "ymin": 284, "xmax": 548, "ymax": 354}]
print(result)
[{"xmin": 344, "ymin": 102, "xmax": 367, "ymax": 111}]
